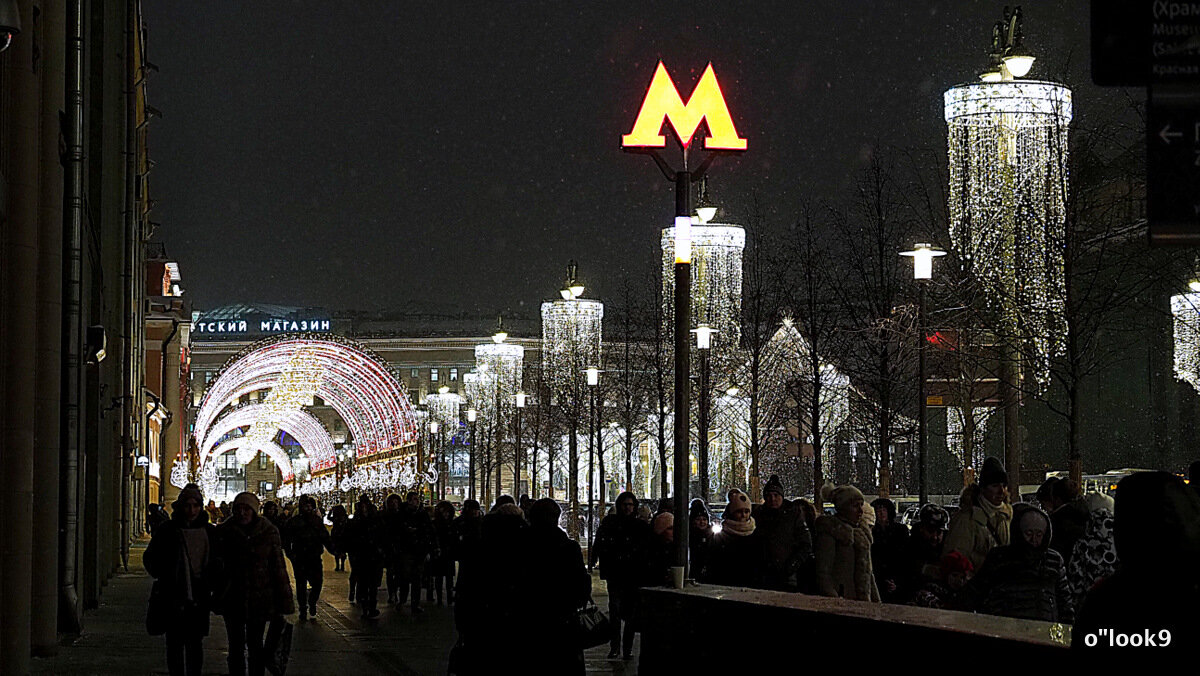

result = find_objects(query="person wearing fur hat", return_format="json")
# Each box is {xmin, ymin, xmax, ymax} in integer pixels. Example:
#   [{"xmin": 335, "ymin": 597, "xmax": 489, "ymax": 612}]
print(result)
[
  {"xmin": 144, "ymin": 484, "xmax": 219, "ymax": 676},
  {"xmin": 896, "ymin": 504, "xmax": 949, "ymax": 602},
  {"xmin": 214, "ymin": 491, "xmax": 294, "ymax": 676},
  {"xmin": 592, "ymin": 491, "xmax": 652, "ymax": 660},
  {"xmin": 944, "ymin": 457, "xmax": 1013, "ymax": 571},
  {"xmin": 869, "ymin": 497, "xmax": 910, "ymax": 602},
  {"xmin": 960, "ymin": 503, "xmax": 1073, "ymax": 622},
  {"xmin": 813, "ymin": 484, "xmax": 880, "ymax": 602},
  {"xmin": 687, "ymin": 498, "xmax": 714, "ymax": 582},
  {"xmin": 703, "ymin": 488, "xmax": 765, "ymax": 589},
  {"xmin": 752, "ymin": 475, "xmax": 813, "ymax": 592},
  {"xmin": 1073, "ymin": 472, "xmax": 1200, "ymax": 651}
]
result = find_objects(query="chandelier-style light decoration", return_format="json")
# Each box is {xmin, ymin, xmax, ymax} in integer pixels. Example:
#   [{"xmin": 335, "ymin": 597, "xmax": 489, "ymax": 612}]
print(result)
[
  {"xmin": 194, "ymin": 335, "xmax": 419, "ymax": 474},
  {"xmin": 542, "ymin": 289, "xmax": 603, "ymax": 410},
  {"xmin": 945, "ymin": 79, "xmax": 1072, "ymax": 386},
  {"xmin": 661, "ymin": 222, "xmax": 744, "ymax": 365},
  {"xmin": 169, "ymin": 454, "xmax": 190, "ymax": 490},
  {"xmin": 471, "ymin": 336, "xmax": 524, "ymax": 425},
  {"xmin": 1172, "ymin": 292, "xmax": 1200, "ymax": 392}
]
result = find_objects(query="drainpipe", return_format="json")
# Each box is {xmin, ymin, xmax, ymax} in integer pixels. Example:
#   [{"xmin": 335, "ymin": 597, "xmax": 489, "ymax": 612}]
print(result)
[{"xmin": 59, "ymin": 0, "xmax": 84, "ymax": 634}]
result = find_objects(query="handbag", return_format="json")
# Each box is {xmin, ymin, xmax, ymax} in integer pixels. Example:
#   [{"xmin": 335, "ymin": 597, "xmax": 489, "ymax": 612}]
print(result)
[
  {"xmin": 146, "ymin": 581, "xmax": 187, "ymax": 636},
  {"xmin": 576, "ymin": 598, "xmax": 611, "ymax": 650},
  {"xmin": 266, "ymin": 620, "xmax": 293, "ymax": 676}
]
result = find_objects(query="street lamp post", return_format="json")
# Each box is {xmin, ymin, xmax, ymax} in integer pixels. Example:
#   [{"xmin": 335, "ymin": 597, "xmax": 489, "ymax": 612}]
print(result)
[
  {"xmin": 467, "ymin": 408, "xmax": 477, "ymax": 500},
  {"xmin": 901, "ymin": 243, "xmax": 945, "ymax": 505},
  {"xmin": 691, "ymin": 325, "xmax": 717, "ymax": 502},
  {"xmin": 586, "ymin": 367, "xmax": 598, "ymax": 569},
  {"xmin": 514, "ymin": 392, "xmax": 526, "ymax": 496}
]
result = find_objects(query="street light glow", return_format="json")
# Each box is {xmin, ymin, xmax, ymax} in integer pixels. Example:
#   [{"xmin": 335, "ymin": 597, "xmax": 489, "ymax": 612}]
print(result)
[
  {"xmin": 586, "ymin": 367, "xmax": 599, "ymax": 386},
  {"xmin": 515, "ymin": 391, "xmax": 527, "ymax": 408},
  {"xmin": 673, "ymin": 216, "xmax": 692, "ymax": 264},
  {"xmin": 467, "ymin": 408, "xmax": 477, "ymax": 422},
  {"xmin": 692, "ymin": 324, "xmax": 718, "ymax": 350},
  {"xmin": 900, "ymin": 243, "xmax": 946, "ymax": 280}
]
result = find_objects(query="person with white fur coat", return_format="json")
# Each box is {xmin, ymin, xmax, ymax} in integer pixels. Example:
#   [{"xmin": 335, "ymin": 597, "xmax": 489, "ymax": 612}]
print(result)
[{"xmin": 813, "ymin": 484, "xmax": 881, "ymax": 602}]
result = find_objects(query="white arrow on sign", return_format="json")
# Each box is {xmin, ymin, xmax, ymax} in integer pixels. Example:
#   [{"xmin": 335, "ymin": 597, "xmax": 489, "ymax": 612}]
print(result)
[{"xmin": 1161, "ymin": 124, "xmax": 1184, "ymax": 144}]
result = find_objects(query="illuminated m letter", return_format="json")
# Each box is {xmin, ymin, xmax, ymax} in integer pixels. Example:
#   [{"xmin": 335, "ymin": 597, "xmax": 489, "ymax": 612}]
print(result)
[{"xmin": 622, "ymin": 62, "xmax": 747, "ymax": 151}]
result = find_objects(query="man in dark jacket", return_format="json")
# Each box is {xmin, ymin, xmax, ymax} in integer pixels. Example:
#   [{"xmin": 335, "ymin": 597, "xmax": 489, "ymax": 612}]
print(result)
[
  {"xmin": 348, "ymin": 497, "xmax": 386, "ymax": 618},
  {"xmin": 144, "ymin": 484, "xmax": 219, "ymax": 676},
  {"xmin": 215, "ymin": 492, "xmax": 294, "ymax": 676},
  {"xmin": 395, "ymin": 491, "xmax": 435, "ymax": 613},
  {"xmin": 451, "ymin": 499, "xmax": 484, "ymax": 565},
  {"xmin": 752, "ymin": 475, "xmax": 813, "ymax": 592},
  {"xmin": 283, "ymin": 494, "xmax": 333, "ymax": 621},
  {"xmin": 869, "ymin": 497, "xmax": 911, "ymax": 602},
  {"xmin": 687, "ymin": 498, "xmax": 714, "ymax": 582},
  {"xmin": 1036, "ymin": 478, "xmax": 1090, "ymax": 567},
  {"xmin": 961, "ymin": 504, "xmax": 1073, "ymax": 623},
  {"xmin": 591, "ymin": 491, "xmax": 651, "ymax": 660}
]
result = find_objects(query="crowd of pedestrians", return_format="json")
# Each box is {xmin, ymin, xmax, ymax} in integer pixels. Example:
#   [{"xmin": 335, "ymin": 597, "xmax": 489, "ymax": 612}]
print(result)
[{"xmin": 143, "ymin": 458, "xmax": 1200, "ymax": 674}]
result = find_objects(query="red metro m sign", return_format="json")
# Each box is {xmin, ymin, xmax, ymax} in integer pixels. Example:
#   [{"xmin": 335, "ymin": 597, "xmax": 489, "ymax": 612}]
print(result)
[{"xmin": 622, "ymin": 62, "xmax": 747, "ymax": 151}]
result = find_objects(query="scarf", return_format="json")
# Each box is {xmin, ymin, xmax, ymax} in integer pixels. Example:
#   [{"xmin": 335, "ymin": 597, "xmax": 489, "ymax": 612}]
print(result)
[
  {"xmin": 977, "ymin": 494, "xmax": 1012, "ymax": 546},
  {"xmin": 721, "ymin": 516, "xmax": 756, "ymax": 536}
]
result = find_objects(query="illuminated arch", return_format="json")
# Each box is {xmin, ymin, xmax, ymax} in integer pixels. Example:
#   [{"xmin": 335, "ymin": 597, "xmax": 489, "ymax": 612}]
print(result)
[
  {"xmin": 194, "ymin": 335, "xmax": 418, "ymax": 474},
  {"xmin": 200, "ymin": 403, "xmax": 336, "ymax": 470},
  {"xmin": 211, "ymin": 438, "xmax": 294, "ymax": 481}
]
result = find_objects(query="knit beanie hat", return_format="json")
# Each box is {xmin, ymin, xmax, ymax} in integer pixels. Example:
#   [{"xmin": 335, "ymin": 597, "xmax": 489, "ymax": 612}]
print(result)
[
  {"xmin": 979, "ymin": 456, "xmax": 1008, "ymax": 488},
  {"xmin": 688, "ymin": 497, "xmax": 710, "ymax": 521},
  {"xmin": 232, "ymin": 491, "xmax": 260, "ymax": 515},
  {"xmin": 726, "ymin": 489, "xmax": 752, "ymax": 518},
  {"xmin": 762, "ymin": 474, "xmax": 784, "ymax": 498},
  {"xmin": 652, "ymin": 511, "xmax": 674, "ymax": 536},
  {"xmin": 174, "ymin": 483, "xmax": 203, "ymax": 509},
  {"xmin": 941, "ymin": 550, "xmax": 974, "ymax": 575}
]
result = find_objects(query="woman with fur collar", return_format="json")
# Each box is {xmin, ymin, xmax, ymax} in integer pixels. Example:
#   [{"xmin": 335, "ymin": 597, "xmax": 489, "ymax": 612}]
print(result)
[
  {"xmin": 813, "ymin": 484, "xmax": 880, "ymax": 602},
  {"xmin": 944, "ymin": 457, "xmax": 1013, "ymax": 571}
]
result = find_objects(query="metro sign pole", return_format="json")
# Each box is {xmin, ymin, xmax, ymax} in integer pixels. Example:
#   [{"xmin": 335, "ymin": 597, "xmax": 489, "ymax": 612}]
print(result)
[{"xmin": 622, "ymin": 61, "xmax": 746, "ymax": 588}]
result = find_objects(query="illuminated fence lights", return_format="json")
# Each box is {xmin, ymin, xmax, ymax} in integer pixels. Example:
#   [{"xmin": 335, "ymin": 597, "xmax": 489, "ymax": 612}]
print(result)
[{"xmin": 945, "ymin": 79, "xmax": 1071, "ymax": 386}]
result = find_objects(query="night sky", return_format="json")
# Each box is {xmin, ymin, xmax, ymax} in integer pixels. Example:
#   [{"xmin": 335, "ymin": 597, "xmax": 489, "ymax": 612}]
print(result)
[{"xmin": 144, "ymin": 1, "xmax": 1112, "ymax": 318}]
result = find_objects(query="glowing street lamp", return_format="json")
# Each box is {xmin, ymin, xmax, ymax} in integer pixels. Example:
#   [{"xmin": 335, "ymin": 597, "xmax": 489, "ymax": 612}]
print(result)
[
  {"xmin": 692, "ymin": 325, "xmax": 718, "ymax": 501},
  {"xmin": 586, "ymin": 367, "xmax": 600, "ymax": 569},
  {"xmin": 514, "ymin": 392, "xmax": 526, "ymax": 496},
  {"xmin": 467, "ymin": 408, "xmax": 478, "ymax": 499},
  {"xmin": 901, "ymin": 244, "xmax": 944, "ymax": 505}
]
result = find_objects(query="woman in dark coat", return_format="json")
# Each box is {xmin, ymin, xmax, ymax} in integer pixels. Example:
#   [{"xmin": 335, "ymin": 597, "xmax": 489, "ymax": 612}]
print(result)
[
  {"xmin": 329, "ymin": 504, "xmax": 350, "ymax": 571},
  {"xmin": 347, "ymin": 496, "xmax": 386, "ymax": 618},
  {"xmin": 215, "ymin": 492, "xmax": 294, "ymax": 676},
  {"xmin": 961, "ymin": 504, "xmax": 1073, "ymax": 623},
  {"xmin": 144, "ymin": 484, "xmax": 219, "ymax": 676},
  {"xmin": 431, "ymin": 500, "xmax": 457, "ymax": 605},
  {"xmin": 687, "ymin": 498, "xmax": 714, "ymax": 582},
  {"xmin": 703, "ymin": 489, "xmax": 765, "ymax": 589}
]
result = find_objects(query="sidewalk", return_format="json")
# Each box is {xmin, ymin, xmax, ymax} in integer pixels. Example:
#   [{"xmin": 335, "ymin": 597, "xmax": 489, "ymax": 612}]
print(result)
[{"xmin": 33, "ymin": 543, "xmax": 638, "ymax": 675}]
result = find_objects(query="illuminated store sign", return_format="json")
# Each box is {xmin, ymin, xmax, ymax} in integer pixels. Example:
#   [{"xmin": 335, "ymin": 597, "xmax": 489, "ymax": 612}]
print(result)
[
  {"xmin": 622, "ymin": 61, "xmax": 747, "ymax": 151},
  {"xmin": 193, "ymin": 317, "xmax": 331, "ymax": 335}
]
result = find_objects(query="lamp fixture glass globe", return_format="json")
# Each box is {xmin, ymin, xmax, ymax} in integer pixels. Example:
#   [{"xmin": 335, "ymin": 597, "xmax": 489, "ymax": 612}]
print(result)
[{"xmin": 1003, "ymin": 54, "xmax": 1035, "ymax": 78}]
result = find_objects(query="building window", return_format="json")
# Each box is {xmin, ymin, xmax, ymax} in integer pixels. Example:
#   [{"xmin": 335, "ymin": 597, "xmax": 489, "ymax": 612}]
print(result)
[
  {"xmin": 431, "ymin": 368, "xmax": 439, "ymax": 382},
  {"xmin": 411, "ymin": 368, "xmax": 419, "ymax": 378},
  {"xmin": 450, "ymin": 368, "xmax": 458, "ymax": 381},
  {"xmin": 409, "ymin": 389, "xmax": 420, "ymax": 404},
  {"xmin": 257, "ymin": 452, "xmax": 269, "ymax": 470},
  {"xmin": 259, "ymin": 480, "xmax": 273, "ymax": 494}
]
